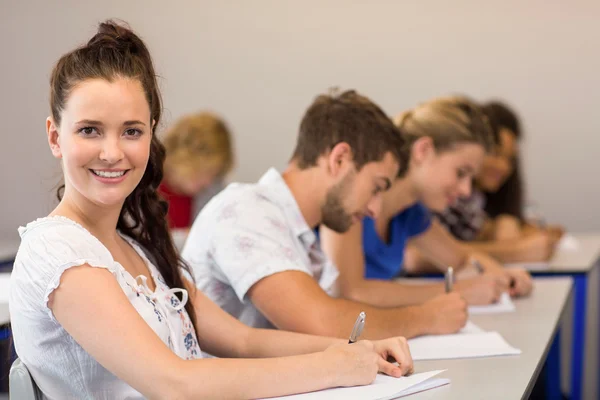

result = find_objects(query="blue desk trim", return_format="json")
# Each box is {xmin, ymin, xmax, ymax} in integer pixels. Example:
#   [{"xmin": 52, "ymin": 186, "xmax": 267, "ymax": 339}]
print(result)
[
  {"xmin": 530, "ymin": 270, "xmax": 588, "ymax": 400},
  {"xmin": 570, "ymin": 274, "xmax": 587, "ymax": 400},
  {"xmin": 0, "ymin": 326, "xmax": 10, "ymax": 342},
  {"xmin": 545, "ymin": 331, "xmax": 562, "ymax": 400},
  {"xmin": 0, "ymin": 260, "xmax": 13, "ymax": 272}
]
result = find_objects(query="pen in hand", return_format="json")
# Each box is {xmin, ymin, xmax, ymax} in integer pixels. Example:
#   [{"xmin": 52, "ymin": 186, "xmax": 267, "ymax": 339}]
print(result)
[
  {"xmin": 445, "ymin": 266, "xmax": 454, "ymax": 293},
  {"xmin": 348, "ymin": 312, "xmax": 366, "ymax": 344},
  {"xmin": 472, "ymin": 259, "xmax": 515, "ymax": 289}
]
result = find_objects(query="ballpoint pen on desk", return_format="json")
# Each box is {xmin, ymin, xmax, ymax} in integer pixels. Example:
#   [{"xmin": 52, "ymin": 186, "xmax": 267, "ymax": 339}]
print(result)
[
  {"xmin": 348, "ymin": 312, "xmax": 366, "ymax": 344},
  {"xmin": 445, "ymin": 267, "xmax": 454, "ymax": 293}
]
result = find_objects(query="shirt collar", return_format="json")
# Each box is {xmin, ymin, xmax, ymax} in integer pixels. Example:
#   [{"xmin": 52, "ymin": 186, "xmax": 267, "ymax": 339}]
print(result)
[{"xmin": 258, "ymin": 168, "xmax": 317, "ymax": 249}]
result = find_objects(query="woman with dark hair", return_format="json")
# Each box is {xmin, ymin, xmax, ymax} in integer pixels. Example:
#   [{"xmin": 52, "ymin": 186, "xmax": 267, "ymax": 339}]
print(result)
[
  {"xmin": 436, "ymin": 101, "xmax": 563, "ymax": 262},
  {"xmin": 8, "ymin": 20, "xmax": 412, "ymax": 399}
]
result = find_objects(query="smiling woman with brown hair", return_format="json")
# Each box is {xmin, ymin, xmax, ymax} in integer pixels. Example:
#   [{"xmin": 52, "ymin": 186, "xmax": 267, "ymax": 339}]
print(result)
[{"xmin": 8, "ymin": 20, "xmax": 413, "ymax": 400}]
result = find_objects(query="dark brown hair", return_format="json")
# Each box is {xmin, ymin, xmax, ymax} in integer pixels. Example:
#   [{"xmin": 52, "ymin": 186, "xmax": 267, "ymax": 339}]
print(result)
[
  {"xmin": 51, "ymin": 20, "xmax": 197, "ymax": 327},
  {"xmin": 481, "ymin": 101, "xmax": 524, "ymax": 220},
  {"xmin": 482, "ymin": 101, "xmax": 521, "ymax": 139},
  {"xmin": 291, "ymin": 89, "xmax": 405, "ymax": 173}
]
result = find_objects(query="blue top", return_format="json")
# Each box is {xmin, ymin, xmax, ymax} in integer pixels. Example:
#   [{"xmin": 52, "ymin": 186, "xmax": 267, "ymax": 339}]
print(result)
[{"xmin": 363, "ymin": 202, "xmax": 432, "ymax": 280}]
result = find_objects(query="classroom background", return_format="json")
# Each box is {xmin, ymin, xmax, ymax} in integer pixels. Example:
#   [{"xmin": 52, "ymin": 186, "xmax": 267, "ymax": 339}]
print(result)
[
  {"xmin": 2, "ymin": 1, "xmax": 600, "ymax": 399},
  {"xmin": 1, "ymin": 0, "xmax": 600, "ymax": 244}
]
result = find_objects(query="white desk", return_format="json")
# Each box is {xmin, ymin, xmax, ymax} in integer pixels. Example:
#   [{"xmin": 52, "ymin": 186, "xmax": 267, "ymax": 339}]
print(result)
[
  {"xmin": 513, "ymin": 233, "xmax": 600, "ymax": 400},
  {"xmin": 550, "ymin": 233, "xmax": 600, "ymax": 272},
  {"xmin": 520, "ymin": 233, "xmax": 600, "ymax": 273},
  {"xmin": 411, "ymin": 277, "xmax": 572, "ymax": 400}
]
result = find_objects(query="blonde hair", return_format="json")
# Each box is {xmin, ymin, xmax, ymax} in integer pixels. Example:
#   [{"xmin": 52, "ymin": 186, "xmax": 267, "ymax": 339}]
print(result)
[
  {"xmin": 162, "ymin": 112, "xmax": 234, "ymax": 179},
  {"xmin": 393, "ymin": 96, "xmax": 493, "ymax": 175}
]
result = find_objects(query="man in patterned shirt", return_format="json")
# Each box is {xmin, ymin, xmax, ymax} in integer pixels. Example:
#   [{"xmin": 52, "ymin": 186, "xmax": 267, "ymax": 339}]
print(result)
[{"xmin": 182, "ymin": 89, "xmax": 468, "ymax": 340}]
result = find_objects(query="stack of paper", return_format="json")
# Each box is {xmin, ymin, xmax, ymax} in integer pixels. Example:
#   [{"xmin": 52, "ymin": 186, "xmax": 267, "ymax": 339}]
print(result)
[
  {"xmin": 468, "ymin": 292, "xmax": 515, "ymax": 315},
  {"xmin": 262, "ymin": 370, "xmax": 448, "ymax": 399},
  {"xmin": 408, "ymin": 331, "xmax": 521, "ymax": 361}
]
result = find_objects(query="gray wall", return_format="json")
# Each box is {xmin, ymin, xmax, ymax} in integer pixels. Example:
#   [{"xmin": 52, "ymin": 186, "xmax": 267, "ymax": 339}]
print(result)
[{"xmin": 2, "ymin": 0, "xmax": 599, "ymax": 241}]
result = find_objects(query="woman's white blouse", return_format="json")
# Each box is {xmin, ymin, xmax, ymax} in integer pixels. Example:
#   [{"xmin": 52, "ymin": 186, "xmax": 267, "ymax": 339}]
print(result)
[{"xmin": 9, "ymin": 216, "xmax": 202, "ymax": 399}]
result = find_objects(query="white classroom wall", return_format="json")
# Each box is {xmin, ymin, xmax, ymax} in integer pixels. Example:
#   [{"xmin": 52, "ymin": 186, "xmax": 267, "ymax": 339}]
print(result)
[{"xmin": 1, "ymin": 0, "xmax": 599, "ymax": 240}]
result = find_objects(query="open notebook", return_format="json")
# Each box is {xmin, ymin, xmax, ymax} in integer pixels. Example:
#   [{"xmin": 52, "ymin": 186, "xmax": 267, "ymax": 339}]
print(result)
[{"xmin": 262, "ymin": 370, "xmax": 448, "ymax": 399}]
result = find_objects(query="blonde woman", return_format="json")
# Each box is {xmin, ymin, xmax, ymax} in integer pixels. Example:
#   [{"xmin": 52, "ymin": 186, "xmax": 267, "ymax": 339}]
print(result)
[
  {"xmin": 159, "ymin": 112, "xmax": 234, "ymax": 230},
  {"xmin": 320, "ymin": 97, "xmax": 533, "ymax": 309}
]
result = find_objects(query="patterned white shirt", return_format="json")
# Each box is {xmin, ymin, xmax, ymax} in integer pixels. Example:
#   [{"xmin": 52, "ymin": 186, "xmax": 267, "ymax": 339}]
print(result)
[
  {"xmin": 10, "ymin": 216, "xmax": 201, "ymax": 400},
  {"xmin": 182, "ymin": 168, "xmax": 339, "ymax": 329}
]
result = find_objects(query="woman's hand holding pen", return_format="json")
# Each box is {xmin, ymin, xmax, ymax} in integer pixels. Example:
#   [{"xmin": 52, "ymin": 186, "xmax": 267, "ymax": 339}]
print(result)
[
  {"xmin": 322, "ymin": 312, "xmax": 414, "ymax": 388},
  {"xmin": 323, "ymin": 338, "xmax": 413, "ymax": 387}
]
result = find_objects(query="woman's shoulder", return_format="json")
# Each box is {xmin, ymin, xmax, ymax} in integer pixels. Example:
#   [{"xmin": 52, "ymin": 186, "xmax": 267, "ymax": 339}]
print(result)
[{"xmin": 16, "ymin": 215, "xmax": 114, "ymax": 272}]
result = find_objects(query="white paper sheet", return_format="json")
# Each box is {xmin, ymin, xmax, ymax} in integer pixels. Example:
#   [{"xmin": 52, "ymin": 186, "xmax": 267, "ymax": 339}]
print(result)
[
  {"xmin": 0, "ymin": 273, "xmax": 10, "ymax": 303},
  {"xmin": 262, "ymin": 370, "xmax": 447, "ymax": 400},
  {"xmin": 557, "ymin": 233, "xmax": 580, "ymax": 252},
  {"xmin": 408, "ymin": 331, "xmax": 521, "ymax": 361},
  {"xmin": 468, "ymin": 292, "xmax": 515, "ymax": 315},
  {"xmin": 459, "ymin": 320, "xmax": 485, "ymax": 334}
]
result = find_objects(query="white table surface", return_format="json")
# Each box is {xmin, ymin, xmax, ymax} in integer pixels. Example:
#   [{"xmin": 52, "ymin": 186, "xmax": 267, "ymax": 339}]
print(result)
[
  {"xmin": 547, "ymin": 233, "xmax": 600, "ymax": 273},
  {"xmin": 410, "ymin": 277, "xmax": 573, "ymax": 400}
]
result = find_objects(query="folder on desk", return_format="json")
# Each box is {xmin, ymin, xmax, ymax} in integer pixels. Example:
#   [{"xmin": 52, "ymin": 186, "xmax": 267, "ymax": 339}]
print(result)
[{"xmin": 262, "ymin": 370, "xmax": 448, "ymax": 399}]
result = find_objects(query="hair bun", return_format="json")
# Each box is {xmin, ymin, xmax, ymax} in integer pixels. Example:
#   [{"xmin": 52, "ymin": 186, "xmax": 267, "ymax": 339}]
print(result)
[{"xmin": 87, "ymin": 19, "xmax": 142, "ymax": 55}]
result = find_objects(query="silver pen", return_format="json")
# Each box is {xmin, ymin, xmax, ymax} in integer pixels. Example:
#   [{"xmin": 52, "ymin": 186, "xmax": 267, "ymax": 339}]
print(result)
[
  {"xmin": 445, "ymin": 266, "xmax": 454, "ymax": 293},
  {"xmin": 348, "ymin": 311, "xmax": 366, "ymax": 344}
]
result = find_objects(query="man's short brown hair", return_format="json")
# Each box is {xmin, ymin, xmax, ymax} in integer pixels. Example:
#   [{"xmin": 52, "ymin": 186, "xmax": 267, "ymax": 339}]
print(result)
[{"xmin": 291, "ymin": 89, "xmax": 405, "ymax": 172}]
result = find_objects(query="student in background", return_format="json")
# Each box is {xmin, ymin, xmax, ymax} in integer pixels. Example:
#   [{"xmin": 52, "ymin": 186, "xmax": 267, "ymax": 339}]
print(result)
[
  {"xmin": 183, "ymin": 89, "xmax": 470, "ymax": 341},
  {"xmin": 320, "ymin": 97, "xmax": 532, "ymax": 309},
  {"xmin": 435, "ymin": 101, "xmax": 563, "ymax": 262},
  {"xmin": 9, "ymin": 21, "xmax": 413, "ymax": 400},
  {"xmin": 159, "ymin": 111, "xmax": 234, "ymax": 230}
]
